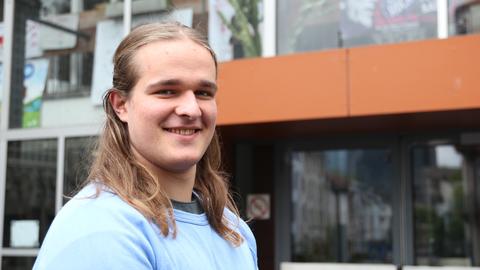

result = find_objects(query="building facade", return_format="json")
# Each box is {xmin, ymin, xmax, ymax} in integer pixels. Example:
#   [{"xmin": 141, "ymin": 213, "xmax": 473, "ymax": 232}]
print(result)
[{"xmin": 0, "ymin": 0, "xmax": 479, "ymax": 269}]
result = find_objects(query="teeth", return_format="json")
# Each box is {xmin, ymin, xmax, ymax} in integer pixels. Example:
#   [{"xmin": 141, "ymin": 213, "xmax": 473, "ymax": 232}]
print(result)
[{"xmin": 168, "ymin": 129, "xmax": 196, "ymax": 135}]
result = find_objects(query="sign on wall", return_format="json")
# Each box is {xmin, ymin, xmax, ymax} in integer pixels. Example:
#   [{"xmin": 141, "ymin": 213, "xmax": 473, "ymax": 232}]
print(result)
[
  {"xmin": 247, "ymin": 193, "xmax": 270, "ymax": 220},
  {"xmin": 23, "ymin": 59, "xmax": 49, "ymax": 128},
  {"xmin": 0, "ymin": 59, "xmax": 49, "ymax": 128}
]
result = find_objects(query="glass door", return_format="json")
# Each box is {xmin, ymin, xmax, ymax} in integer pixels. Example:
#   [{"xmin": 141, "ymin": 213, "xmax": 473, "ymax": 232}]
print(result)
[
  {"xmin": 284, "ymin": 134, "xmax": 480, "ymax": 268},
  {"xmin": 411, "ymin": 140, "xmax": 480, "ymax": 266},
  {"xmin": 290, "ymin": 147, "xmax": 395, "ymax": 263}
]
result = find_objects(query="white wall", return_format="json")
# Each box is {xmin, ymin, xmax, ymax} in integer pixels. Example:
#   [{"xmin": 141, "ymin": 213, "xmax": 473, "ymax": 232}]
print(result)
[{"xmin": 41, "ymin": 97, "xmax": 104, "ymax": 128}]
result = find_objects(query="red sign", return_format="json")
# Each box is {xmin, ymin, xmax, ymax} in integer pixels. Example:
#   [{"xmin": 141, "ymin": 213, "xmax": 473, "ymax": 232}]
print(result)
[{"xmin": 247, "ymin": 194, "xmax": 270, "ymax": 220}]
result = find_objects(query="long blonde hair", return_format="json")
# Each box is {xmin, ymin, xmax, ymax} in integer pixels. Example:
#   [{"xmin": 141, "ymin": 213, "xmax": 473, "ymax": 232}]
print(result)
[{"xmin": 87, "ymin": 22, "xmax": 242, "ymax": 246}]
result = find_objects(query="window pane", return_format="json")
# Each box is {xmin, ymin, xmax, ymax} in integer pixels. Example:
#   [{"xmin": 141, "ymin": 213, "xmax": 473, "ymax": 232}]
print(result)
[
  {"xmin": 2, "ymin": 256, "xmax": 36, "ymax": 270},
  {"xmin": 291, "ymin": 149, "xmax": 393, "ymax": 263},
  {"xmin": 277, "ymin": 0, "xmax": 438, "ymax": 55},
  {"xmin": 8, "ymin": 0, "xmax": 107, "ymax": 129},
  {"xmin": 208, "ymin": 0, "xmax": 263, "ymax": 61},
  {"xmin": 3, "ymin": 139, "xmax": 57, "ymax": 248},
  {"xmin": 412, "ymin": 144, "xmax": 473, "ymax": 266},
  {"xmin": 277, "ymin": 0, "xmax": 340, "ymax": 54},
  {"xmin": 451, "ymin": 1, "xmax": 480, "ymax": 35},
  {"xmin": 64, "ymin": 136, "xmax": 96, "ymax": 202},
  {"xmin": 341, "ymin": 0, "xmax": 437, "ymax": 48}
]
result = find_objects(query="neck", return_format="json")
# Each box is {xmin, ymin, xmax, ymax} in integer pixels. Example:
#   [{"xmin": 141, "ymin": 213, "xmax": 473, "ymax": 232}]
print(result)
[
  {"xmin": 130, "ymin": 147, "xmax": 197, "ymax": 202},
  {"xmin": 155, "ymin": 166, "xmax": 196, "ymax": 202}
]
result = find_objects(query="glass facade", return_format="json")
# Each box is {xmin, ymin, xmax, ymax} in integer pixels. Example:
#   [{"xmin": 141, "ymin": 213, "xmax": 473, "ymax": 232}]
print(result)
[
  {"xmin": 412, "ymin": 144, "xmax": 476, "ymax": 266},
  {"xmin": 285, "ymin": 140, "xmax": 480, "ymax": 267},
  {"xmin": 277, "ymin": 0, "xmax": 477, "ymax": 55},
  {"xmin": 208, "ymin": 0, "xmax": 263, "ymax": 61},
  {"xmin": 1, "ymin": 257, "xmax": 36, "ymax": 270},
  {"xmin": 453, "ymin": 0, "xmax": 480, "ymax": 34},
  {"xmin": 9, "ymin": 0, "xmax": 106, "ymax": 129},
  {"xmin": 64, "ymin": 136, "xmax": 96, "ymax": 202},
  {"xmin": 291, "ymin": 149, "xmax": 394, "ymax": 263},
  {"xmin": 277, "ymin": 0, "xmax": 341, "ymax": 54},
  {"xmin": 3, "ymin": 139, "xmax": 57, "ymax": 249}
]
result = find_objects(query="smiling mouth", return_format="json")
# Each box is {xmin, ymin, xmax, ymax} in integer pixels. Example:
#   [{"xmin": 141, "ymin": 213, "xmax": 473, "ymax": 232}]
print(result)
[{"xmin": 165, "ymin": 128, "xmax": 200, "ymax": 135}]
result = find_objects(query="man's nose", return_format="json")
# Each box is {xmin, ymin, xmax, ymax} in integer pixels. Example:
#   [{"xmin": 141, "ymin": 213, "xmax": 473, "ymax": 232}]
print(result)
[{"xmin": 175, "ymin": 91, "xmax": 202, "ymax": 119}]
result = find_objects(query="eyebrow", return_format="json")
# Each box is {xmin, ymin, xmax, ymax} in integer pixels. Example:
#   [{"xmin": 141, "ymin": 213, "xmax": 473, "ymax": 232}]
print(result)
[{"xmin": 146, "ymin": 79, "xmax": 218, "ymax": 92}]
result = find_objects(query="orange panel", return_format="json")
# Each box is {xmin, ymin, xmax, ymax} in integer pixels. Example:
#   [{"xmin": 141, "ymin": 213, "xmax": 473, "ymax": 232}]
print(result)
[
  {"xmin": 216, "ymin": 50, "xmax": 348, "ymax": 125},
  {"xmin": 349, "ymin": 34, "xmax": 480, "ymax": 116}
]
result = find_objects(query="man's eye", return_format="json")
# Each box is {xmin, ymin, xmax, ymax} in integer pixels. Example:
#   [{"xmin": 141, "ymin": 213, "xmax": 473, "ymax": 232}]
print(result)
[
  {"xmin": 195, "ymin": 90, "xmax": 214, "ymax": 98},
  {"xmin": 156, "ymin": 90, "xmax": 176, "ymax": 95}
]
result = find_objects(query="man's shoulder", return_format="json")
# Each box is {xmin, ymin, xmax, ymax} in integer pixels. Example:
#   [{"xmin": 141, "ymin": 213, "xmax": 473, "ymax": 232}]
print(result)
[
  {"xmin": 44, "ymin": 183, "xmax": 159, "ymax": 248},
  {"xmin": 60, "ymin": 184, "xmax": 148, "ymax": 228},
  {"xmin": 222, "ymin": 208, "xmax": 256, "ymax": 247},
  {"xmin": 34, "ymin": 184, "xmax": 160, "ymax": 270}
]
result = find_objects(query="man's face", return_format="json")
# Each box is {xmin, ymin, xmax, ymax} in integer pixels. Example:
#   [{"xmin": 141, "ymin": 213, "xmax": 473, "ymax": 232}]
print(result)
[{"xmin": 114, "ymin": 38, "xmax": 217, "ymax": 174}]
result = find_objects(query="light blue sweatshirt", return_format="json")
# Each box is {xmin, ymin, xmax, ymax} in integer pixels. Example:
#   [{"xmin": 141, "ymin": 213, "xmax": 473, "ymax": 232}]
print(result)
[{"xmin": 33, "ymin": 184, "xmax": 258, "ymax": 270}]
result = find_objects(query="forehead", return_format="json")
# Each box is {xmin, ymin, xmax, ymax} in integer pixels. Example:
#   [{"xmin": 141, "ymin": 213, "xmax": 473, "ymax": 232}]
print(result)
[{"xmin": 132, "ymin": 38, "xmax": 216, "ymax": 76}]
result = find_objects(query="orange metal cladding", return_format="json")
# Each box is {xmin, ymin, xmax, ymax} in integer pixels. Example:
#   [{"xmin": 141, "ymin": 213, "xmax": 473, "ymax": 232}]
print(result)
[
  {"xmin": 216, "ymin": 50, "xmax": 349, "ymax": 125},
  {"xmin": 215, "ymin": 34, "xmax": 480, "ymax": 125},
  {"xmin": 349, "ymin": 34, "xmax": 480, "ymax": 116}
]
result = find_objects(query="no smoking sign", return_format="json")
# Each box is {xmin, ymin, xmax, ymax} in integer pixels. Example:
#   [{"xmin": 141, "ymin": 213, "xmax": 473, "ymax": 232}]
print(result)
[{"xmin": 246, "ymin": 194, "xmax": 270, "ymax": 220}]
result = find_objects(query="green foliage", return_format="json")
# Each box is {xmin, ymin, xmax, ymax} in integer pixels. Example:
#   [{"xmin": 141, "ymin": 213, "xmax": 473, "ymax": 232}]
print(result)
[
  {"xmin": 217, "ymin": 0, "xmax": 262, "ymax": 57},
  {"xmin": 414, "ymin": 179, "xmax": 467, "ymax": 259}
]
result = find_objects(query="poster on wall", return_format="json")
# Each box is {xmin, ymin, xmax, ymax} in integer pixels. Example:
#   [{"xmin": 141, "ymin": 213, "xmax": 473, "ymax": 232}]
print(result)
[
  {"xmin": 208, "ymin": 0, "xmax": 263, "ymax": 62},
  {"xmin": 0, "ymin": 59, "xmax": 49, "ymax": 128},
  {"xmin": 23, "ymin": 59, "xmax": 49, "ymax": 128},
  {"xmin": 90, "ymin": 9, "xmax": 193, "ymax": 106}
]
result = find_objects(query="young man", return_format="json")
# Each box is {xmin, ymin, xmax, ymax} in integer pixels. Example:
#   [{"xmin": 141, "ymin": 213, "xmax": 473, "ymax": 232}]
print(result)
[{"xmin": 33, "ymin": 22, "xmax": 258, "ymax": 269}]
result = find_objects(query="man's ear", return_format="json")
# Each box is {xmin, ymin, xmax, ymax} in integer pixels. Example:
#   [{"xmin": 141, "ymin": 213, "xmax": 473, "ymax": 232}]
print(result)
[{"xmin": 109, "ymin": 90, "xmax": 129, "ymax": 123}]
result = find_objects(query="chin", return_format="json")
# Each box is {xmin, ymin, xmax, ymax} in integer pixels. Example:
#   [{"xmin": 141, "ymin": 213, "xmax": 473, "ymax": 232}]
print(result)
[{"xmin": 166, "ymin": 157, "xmax": 202, "ymax": 173}]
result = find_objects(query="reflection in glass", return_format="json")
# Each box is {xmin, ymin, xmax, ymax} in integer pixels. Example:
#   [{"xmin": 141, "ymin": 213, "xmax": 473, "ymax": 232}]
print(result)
[
  {"xmin": 9, "ymin": 0, "xmax": 107, "ymax": 129},
  {"xmin": 207, "ymin": 0, "xmax": 263, "ymax": 61},
  {"xmin": 1, "ymin": 256, "xmax": 36, "ymax": 270},
  {"xmin": 3, "ymin": 140, "xmax": 57, "ymax": 248},
  {"xmin": 412, "ymin": 145, "xmax": 473, "ymax": 266},
  {"xmin": 277, "ymin": 0, "xmax": 438, "ymax": 55},
  {"xmin": 452, "ymin": 0, "xmax": 480, "ymax": 35},
  {"xmin": 64, "ymin": 136, "xmax": 96, "ymax": 202},
  {"xmin": 291, "ymin": 149, "xmax": 393, "ymax": 263},
  {"xmin": 277, "ymin": 0, "xmax": 340, "ymax": 54}
]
